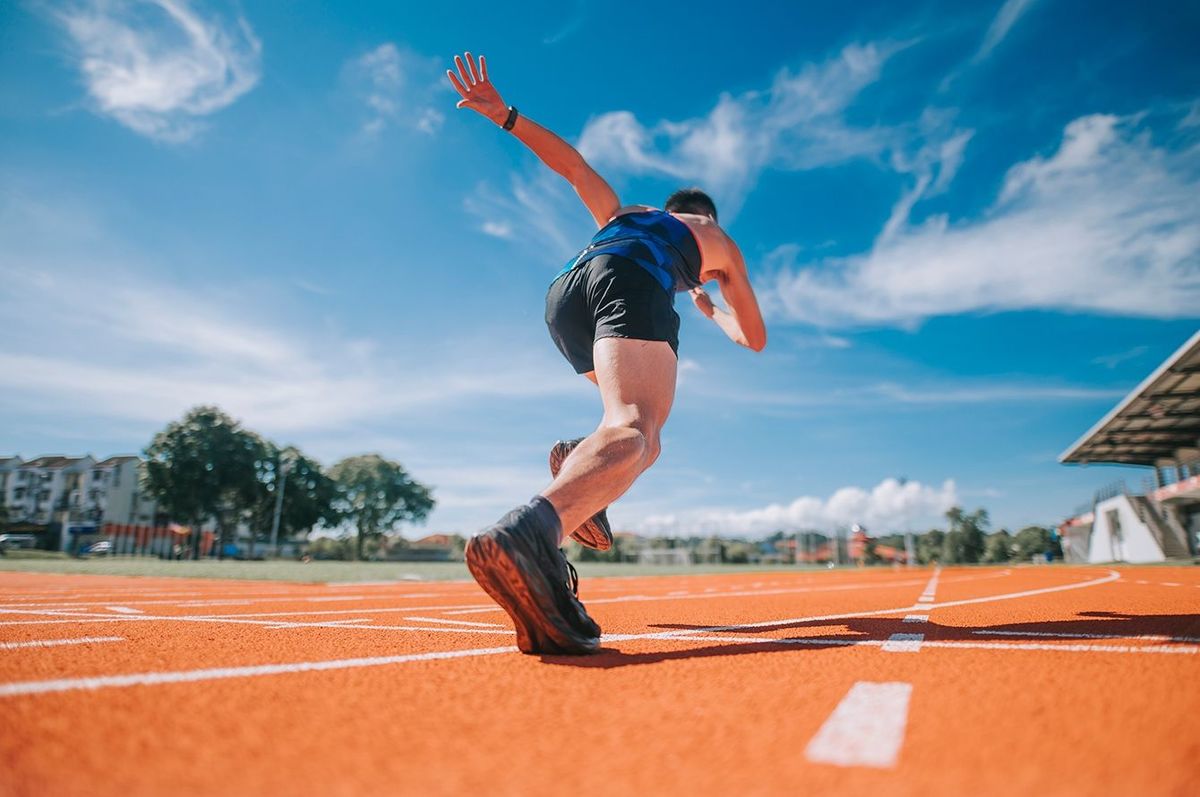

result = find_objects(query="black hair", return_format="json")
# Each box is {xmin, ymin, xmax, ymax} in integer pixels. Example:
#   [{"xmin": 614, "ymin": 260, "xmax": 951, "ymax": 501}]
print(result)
[{"xmin": 664, "ymin": 187, "xmax": 718, "ymax": 222}]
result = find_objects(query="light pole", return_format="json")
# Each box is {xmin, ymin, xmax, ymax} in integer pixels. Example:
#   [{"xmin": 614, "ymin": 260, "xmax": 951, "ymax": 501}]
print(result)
[{"xmin": 269, "ymin": 456, "xmax": 293, "ymax": 559}]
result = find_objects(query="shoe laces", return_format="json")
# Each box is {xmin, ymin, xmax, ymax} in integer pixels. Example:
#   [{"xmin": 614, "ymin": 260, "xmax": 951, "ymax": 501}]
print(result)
[{"xmin": 559, "ymin": 551, "xmax": 579, "ymax": 597}]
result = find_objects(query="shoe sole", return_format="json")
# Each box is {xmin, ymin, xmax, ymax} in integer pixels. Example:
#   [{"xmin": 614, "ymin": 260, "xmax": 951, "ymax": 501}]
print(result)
[
  {"xmin": 549, "ymin": 440, "xmax": 614, "ymax": 551},
  {"xmin": 465, "ymin": 531, "xmax": 599, "ymax": 655}
]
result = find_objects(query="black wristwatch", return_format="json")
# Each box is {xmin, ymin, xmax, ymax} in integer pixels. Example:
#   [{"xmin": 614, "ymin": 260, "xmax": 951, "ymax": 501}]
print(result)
[{"xmin": 502, "ymin": 106, "xmax": 519, "ymax": 131}]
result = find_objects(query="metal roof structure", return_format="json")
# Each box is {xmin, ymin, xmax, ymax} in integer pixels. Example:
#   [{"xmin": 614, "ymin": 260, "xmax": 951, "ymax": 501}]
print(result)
[{"xmin": 1061, "ymin": 330, "xmax": 1200, "ymax": 467}]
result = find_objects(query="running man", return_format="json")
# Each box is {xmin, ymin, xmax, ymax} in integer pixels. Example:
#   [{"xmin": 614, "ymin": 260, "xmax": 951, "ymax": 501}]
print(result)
[{"xmin": 448, "ymin": 52, "xmax": 766, "ymax": 654}]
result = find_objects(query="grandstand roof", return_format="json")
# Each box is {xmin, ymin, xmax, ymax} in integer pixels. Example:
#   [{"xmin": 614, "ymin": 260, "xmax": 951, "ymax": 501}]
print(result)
[{"xmin": 1061, "ymin": 330, "xmax": 1200, "ymax": 466}]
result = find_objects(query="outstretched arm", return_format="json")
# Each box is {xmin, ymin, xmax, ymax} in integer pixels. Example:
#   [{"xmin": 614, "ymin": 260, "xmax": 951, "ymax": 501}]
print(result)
[{"xmin": 447, "ymin": 52, "xmax": 619, "ymax": 227}]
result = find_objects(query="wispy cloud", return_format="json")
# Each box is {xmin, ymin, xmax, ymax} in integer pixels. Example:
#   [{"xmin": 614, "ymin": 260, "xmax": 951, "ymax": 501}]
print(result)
[
  {"xmin": 972, "ymin": 0, "xmax": 1040, "ymax": 63},
  {"xmin": 637, "ymin": 477, "xmax": 958, "ymax": 536},
  {"xmin": 543, "ymin": 0, "xmax": 587, "ymax": 45},
  {"xmin": 345, "ymin": 43, "xmax": 445, "ymax": 139},
  {"xmin": 1091, "ymin": 345, "xmax": 1150, "ymax": 370},
  {"xmin": 575, "ymin": 43, "xmax": 904, "ymax": 216},
  {"xmin": 767, "ymin": 111, "xmax": 1200, "ymax": 327},
  {"xmin": 463, "ymin": 172, "xmax": 594, "ymax": 260},
  {"xmin": 54, "ymin": 0, "xmax": 261, "ymax": 142},
  {"xmin": 0, "ymin": 192, "xmax": 578, "ymax": 436}
]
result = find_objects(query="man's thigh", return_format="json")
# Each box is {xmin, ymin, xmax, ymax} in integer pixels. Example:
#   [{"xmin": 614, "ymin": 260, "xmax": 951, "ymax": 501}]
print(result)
[{"xmin": 591, "ymin": 337, "xmax": 677, "ymax": 433}]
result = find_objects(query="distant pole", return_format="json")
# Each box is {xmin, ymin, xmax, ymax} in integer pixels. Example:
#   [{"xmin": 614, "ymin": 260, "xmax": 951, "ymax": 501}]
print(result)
[{"xmin": 269, "ymin": 458, "xmax": 293, "ymax": 559}]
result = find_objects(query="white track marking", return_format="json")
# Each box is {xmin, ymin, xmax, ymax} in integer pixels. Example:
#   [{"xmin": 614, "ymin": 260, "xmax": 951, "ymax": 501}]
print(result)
[
  {"xmin": 903, "ymin": 615, "xmax": 929, "ymax": 623},
  {"xmin": 0, "ymin": 647, "xmax": 519, "ymax": 698},
  {"xmin": 922, "ymin": 640, "xmax": 1198, "ymax": 655},
  {"xmin": 0, "ymin": 636, "xmax": 124, "ymax": 650},
  {"xmin": 600, "ymin": 633, "xmax": 1199, "ymax": 656},
  {"xmin": 974, "ymin": 630, "xmax": 1200, "ymax": 643},
  {"xmin": 882, "ymin": 633, "xmax": 925, "ymax": 653},
  {"xmin": 639, "ymin": 569, "xmax": 1121, "ymax": 638},
  {"xmin": 0, "ymin": 608, "xmax": 513, "ymax": 635},
  {"xmin": 403, "ymin": 617, "xmax": 507, "ymax": 628},
  {"xmin": 805, "ymin": 682, "xmax": 912, "ymax": 768},
  {"xmin": 265, "ymin": 619, "xmax": 371, "ymax": 629},
  {"xmin": 104, "ymin": 606, "xmax": 143, "ymax": 614},
  {"xmin": 1162, "ymin": 582, "xmax": 1181, "ymax": 587},
  {"xmin": 917, "ymin": 567, "xmax": 941, "ymax": 602}
]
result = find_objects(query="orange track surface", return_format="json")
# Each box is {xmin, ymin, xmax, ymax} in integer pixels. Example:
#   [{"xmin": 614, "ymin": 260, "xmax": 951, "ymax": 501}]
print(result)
[{"xmin": 1, "ymin": 565, "xmax": 1197, "ymax": 796}]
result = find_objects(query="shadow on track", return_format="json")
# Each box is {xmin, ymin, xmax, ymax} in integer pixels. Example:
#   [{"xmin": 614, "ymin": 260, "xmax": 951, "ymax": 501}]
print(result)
[{"xmin": 538, "ymin": 611, "xmax": 1200, "ymax": 668}]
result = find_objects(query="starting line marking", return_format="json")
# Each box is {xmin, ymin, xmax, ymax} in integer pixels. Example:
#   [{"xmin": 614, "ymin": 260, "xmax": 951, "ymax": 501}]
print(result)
[
  {"xmin": 0, "ymin": 636, "xmax": 124, "ymax": 650},
  {"xmin": 805, "ymin": 681, "xmax": 913, "ymax": 769}
]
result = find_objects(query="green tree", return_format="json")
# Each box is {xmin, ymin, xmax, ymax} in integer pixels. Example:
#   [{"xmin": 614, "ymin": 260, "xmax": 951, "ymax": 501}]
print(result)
[
  {"xmin": 329, "ymin": 454, "xmax": 434, "ymax": 560},
  {"xmin": 917, "ymin": 529, "xmax": 945, "ymax": 564},
  {"xmin": 143, "ymin": 406, "xmax": 269, "ymax": 559},
  {"xmin": 252, "ymin": 445, "xmax": 341, "ymax": 556},
  {"xmin": 982, "ymin": 530, "xmax": 1014, "ymax": 563},
  {"xmin": 1012, "ymin": 525, "xmax": 1062, "ymax": 561},
  {"xmin": 944, "ymin": 507, "xmax": 989, "ymax": 564}
]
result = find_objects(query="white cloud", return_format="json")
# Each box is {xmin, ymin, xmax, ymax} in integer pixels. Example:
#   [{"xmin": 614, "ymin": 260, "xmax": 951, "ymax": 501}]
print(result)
[
  {"xmin": 575, "ymin": 43, "xmax": 902, "ymax": 216},
  {"xmin": 55, "ymin": 0, "xmax": 261, "ymax": 142},
  {"xmin": 347, "ymin": 43, "xmax": 445, "ymax": 138},
  {"xmin": 973, "ymin": 0, "xmax": 1040, "ymax": 63},
  {"xmin": 638, "ymin": 477, "xmax": 958, "ymax": 536},
  {"xmin": 0, "ymin": 193, "xmax": 579, "ymax": 436},
  {"xmin": 463, "ymin": 172, "xmax": 594, "ymax": 259},
  {"xmin": 767, "ymin": 112, "xmax": 1200, "ymax": 326}
]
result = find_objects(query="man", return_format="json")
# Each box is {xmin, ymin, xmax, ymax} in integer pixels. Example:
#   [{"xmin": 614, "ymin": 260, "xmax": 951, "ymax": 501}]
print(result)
[{"xmin": 448, "ymin": 52, "xmax": 766, "ymax": 655}]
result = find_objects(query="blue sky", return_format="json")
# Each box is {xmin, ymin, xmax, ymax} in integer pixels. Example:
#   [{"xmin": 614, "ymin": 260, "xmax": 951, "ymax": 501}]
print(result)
[{"xmin": 1, "ymin": 0, "xmax": 1198, "ymax": 537}]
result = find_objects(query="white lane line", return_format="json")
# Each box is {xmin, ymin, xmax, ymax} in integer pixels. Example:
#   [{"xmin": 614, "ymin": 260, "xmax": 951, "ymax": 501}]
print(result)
[
  {"xmin": 974, "ymin": 630, "xmax": 1200, "ymax": 643},
  {"xmin": 0, "ymin": 636, "xmax": 124, "ymax": 650},
  {"xmin": 265, "ymin": 619, "xmax": 371, "ymax": 630},
  {"xmin": 1162, "ymin": 582, "xmax": 1181, "ymax": 587},
  {"xmin": 881, "ymin": 633, "xmax": 925, "ymax": 653},
  {"xmin": 437, "ymin": 575, "xmax": 969, "ymax": 616},
  {"xmin": 902, "ymin": 615, "xmax": 929, "ymax": 623},
  {"xmin": 643, "ymin": 569, "xmax": 1121, "ymax": 638},
  {"xmin": 104, "ymin": 606, "xmax": 143, "ymax": 614},
  {"xmin": 0, "ymin": 608, "xmax": 513, "ymax": 635},
  {"xmin": 0, "ymin": 646, "xmax": 518, "ymax": 698},
  {"xmin": 403, "ymin": 617, "xmax": 507, "ymax": 628},
  {"xmin": 599, "ymin": 632, "xmax": 1200, "ymax": 656},
  {"xmin": 805, "ymin": 682, "xmax": 912, "ymax": 769},
  {"xmin": 923, "ymin": 640, "xmax": 1198, "ymax": 655}
]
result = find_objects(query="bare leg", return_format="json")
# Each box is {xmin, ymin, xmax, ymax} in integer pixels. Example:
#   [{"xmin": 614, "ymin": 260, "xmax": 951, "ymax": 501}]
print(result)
[{"xmin": 541, "ymin": 337, "xmax": 677, "ymax": 540}]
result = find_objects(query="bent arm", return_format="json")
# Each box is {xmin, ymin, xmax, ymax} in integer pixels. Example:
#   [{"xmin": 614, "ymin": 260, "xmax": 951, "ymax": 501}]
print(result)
[
  {"xmin": 508, "ymin": 115, "xmax": 620, "ymax": 228},
  {"xmin": 692, "ymin": 236, "xmax": 766, "ymax": 352}
]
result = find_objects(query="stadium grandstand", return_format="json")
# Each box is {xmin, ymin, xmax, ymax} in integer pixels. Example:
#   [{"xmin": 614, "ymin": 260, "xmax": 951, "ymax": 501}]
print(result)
[{"xmin": 1059, "ymin": 330, "xmax": 1200, "ymax": 563}]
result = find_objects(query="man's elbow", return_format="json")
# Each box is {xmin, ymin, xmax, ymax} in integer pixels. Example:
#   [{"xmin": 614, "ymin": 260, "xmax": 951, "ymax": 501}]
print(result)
[{"xmin": 748, "ymin": 328, "xmax": 767, "ymax": 352}]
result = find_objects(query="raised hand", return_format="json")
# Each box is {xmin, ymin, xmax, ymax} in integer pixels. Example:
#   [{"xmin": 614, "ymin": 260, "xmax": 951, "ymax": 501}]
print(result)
[{"xmin": 447, "ymin": 52, "xmax": 508, "ymax": 127}]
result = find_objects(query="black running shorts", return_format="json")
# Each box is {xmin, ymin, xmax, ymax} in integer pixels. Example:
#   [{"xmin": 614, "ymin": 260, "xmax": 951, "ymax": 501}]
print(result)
[{"xmin": 544, "ymin": 254, "xmax": 681, "ymax": 374}]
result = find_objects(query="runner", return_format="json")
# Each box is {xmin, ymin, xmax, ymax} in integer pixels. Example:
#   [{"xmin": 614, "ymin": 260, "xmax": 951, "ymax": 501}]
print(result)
[{"xmin": 447, "ymin": 52, "xmax": 767, "ymax": 654}]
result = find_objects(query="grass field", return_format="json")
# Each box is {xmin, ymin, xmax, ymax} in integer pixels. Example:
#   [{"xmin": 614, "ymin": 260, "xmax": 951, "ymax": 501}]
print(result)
[{"xmin": 2, "ymin": 564, "xmax": 1198, "ymax": 796}]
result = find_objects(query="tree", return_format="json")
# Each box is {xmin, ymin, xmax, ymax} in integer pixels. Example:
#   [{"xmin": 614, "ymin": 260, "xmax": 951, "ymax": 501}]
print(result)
[
  {"xmin": 1013, "ymin": 525, "xmax": 1062, "ymax": 562},
  {"xmin": 143, "ymin": 406, "xmax": 269, "ymax": 559},
  {"xmin": 943, "ymin": 507, "xmax": 989, "ymax": 564},
  {"xmin": 329, "ymin": 454, "xmax": 434, "ymax": 560},
  {"xmin": 252, "ymin": 445, "xmax": 340, "ymax": 556},
  {"xmin": 917, "ymin": 529, "xmax": 945, "ymax": 564},
  {"xmin": 982, "ymin": 530, "xmax": 1013, "ymax": 563}
]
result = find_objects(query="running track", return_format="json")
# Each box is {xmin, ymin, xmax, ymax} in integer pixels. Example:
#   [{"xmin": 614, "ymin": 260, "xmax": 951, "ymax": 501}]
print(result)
[{"xmin": 0, "ymin": 565, "xmax": 1197, "ymax": 796}]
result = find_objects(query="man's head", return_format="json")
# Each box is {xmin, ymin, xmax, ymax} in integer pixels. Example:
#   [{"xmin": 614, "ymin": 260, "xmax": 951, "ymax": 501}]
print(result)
[{"xmin": 664, "ymin": 188, "xmax": 717, "ymax": 223}]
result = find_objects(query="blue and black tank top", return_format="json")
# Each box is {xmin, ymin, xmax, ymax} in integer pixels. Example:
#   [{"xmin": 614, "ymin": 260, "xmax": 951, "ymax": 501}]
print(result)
[{"xmin": 555, "ymin": 210, "xmax": 703, "ymax": 295}]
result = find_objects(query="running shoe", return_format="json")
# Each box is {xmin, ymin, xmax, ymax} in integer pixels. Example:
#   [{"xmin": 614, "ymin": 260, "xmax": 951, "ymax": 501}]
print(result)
[
  {"xmin": 465, "ymin": 497, "xmax": 600, "ymax": 655},
  {"xmin": 548, "ymin": 438, "xmax": 613, "ymax": 551}
]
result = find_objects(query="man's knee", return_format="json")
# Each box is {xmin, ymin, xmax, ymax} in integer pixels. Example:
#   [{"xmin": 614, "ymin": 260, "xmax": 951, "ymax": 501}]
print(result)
[{"xmin": 606, "ymin": 420, "xmax": 661, "ymax": 469}]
